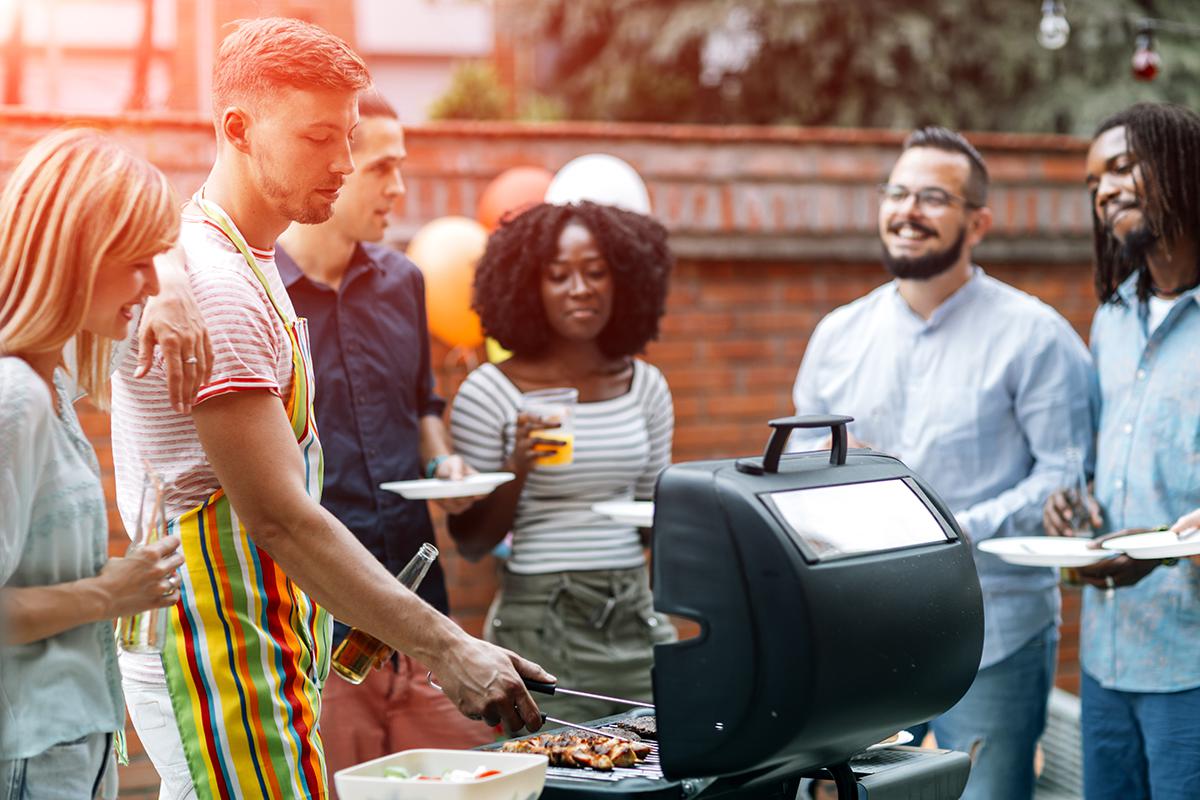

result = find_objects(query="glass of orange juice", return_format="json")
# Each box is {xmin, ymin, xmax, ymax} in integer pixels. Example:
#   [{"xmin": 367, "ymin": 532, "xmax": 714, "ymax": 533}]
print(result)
[{"xmin": 520, "ymin": 387, "xmax": 578, "ymax": 468}]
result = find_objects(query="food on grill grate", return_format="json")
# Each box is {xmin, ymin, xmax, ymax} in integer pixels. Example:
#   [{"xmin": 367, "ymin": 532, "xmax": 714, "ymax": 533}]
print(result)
[
  {"xmin": 501, "ymin": 733, "xmax": 652, "ymax": 771},
  {"xmin": 607, "ymin": 715, "xmax": 657, "ymax": 740}
]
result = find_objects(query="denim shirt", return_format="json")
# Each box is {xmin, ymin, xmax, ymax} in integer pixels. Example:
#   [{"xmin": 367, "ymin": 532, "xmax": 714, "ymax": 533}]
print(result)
[
  {"xmin": 0, "ymin": 359, "xmax": 124, "ymax": 760},
  {"xmin": 1082, "ymin": 275, "xmax": 1200, "ymax": 693},
  {"xmin": 791, "ymin": 269, "xmax": 1095, "ymax": 669}
]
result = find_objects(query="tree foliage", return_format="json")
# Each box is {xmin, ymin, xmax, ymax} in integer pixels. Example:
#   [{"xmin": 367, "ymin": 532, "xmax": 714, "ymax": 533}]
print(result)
[
  {"xmin": 428, "ymin": 61, "xmax": 511, "ymax": 120},
  {"xmin": 505, "ymin": 0, "xmax": 1200, "ymax": 134}
]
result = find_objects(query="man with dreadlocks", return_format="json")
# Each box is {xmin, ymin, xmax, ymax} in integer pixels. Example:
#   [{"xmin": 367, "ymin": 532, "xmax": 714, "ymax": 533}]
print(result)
[{"xmin": 1045, "ymin": 102, "xmax": 1200, "ymax": 799}]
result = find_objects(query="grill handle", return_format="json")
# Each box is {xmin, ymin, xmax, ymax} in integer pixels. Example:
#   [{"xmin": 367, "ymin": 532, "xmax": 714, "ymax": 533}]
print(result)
[{"xmin": 738, "ymin": 414, "xmax": 855, "ymax": 474}]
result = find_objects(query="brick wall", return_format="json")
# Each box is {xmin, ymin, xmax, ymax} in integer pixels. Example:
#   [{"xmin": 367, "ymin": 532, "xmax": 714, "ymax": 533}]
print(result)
[{"xmin": 0, "ymin": 111, "xmax": 1096, "ymax": 795}]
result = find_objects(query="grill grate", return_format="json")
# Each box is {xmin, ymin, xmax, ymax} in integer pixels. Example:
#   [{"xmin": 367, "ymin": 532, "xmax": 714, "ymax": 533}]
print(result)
[{"xmin": 543, "ymin": 740, "xmax": 665, "ymax": 785}]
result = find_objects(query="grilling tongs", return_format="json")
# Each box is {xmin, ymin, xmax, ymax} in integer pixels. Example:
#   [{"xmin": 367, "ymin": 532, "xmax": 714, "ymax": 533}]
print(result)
[{"xmin": 427, "ymin": 673, "xmax": 652, "ymax": 740}]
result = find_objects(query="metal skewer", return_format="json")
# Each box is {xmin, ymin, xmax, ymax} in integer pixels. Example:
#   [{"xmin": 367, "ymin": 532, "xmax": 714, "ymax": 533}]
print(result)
[
  {"xmin": 426, "ymin": 674, "xmax": 644, "ymax": 742},
  {"xmin": 522, "ymin": 678, "xmax": 655, "ymax": 709},
  {"xmin": 540, "ymin": 715, "xmax": 637, "ymax": 741}
]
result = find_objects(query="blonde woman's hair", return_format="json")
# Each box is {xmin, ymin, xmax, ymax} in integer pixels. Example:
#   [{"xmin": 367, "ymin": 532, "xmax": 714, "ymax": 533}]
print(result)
[{"xmin": 0, "ymin": 127, "xmax": 179, "ymax": 406}]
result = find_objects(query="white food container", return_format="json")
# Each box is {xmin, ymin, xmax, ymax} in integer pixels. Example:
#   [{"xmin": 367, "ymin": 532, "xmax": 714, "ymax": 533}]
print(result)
[{"xmin": 334, "ymin": 749, "xmax": 547, "ymax": 800}]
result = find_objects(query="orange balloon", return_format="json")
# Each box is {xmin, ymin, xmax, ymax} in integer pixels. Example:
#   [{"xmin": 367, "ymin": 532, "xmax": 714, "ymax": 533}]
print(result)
[
  {"xmin": 477, "ymin": 166, "xmax": 554, "ymax": 232},
  {"xmin": 407, "ymin": 216, "xmax": 489, "ymax": 348}
]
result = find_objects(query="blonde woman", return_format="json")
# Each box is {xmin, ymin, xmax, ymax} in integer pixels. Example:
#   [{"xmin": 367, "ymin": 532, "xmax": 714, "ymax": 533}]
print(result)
[{"xmin": 0, "ymin": 128, "xmax": 186, "ymax": 798}]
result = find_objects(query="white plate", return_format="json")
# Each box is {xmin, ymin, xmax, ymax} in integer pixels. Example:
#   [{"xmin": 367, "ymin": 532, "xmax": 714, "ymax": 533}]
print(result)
[
  {"xmin": 1102, "ymin": 529, "xmax": 1200, "ymax": 560},
  {"xmin": 335, "ymin": 748, "xmax": 547, "ymax": 800},
  {"xmin": 865, "ymin": 730, "xmax": 915, "ymax": 751},
  {"xmin": 592, "ymin": 500, "xmax": 654, "ymax": 528},
  {"xmin": 978, "ymin": 537, "xmax": 1116, "ymax": 568},
  {"xmin": 381, "ymin": 472, "xmax": 515, "ymax": 500}
]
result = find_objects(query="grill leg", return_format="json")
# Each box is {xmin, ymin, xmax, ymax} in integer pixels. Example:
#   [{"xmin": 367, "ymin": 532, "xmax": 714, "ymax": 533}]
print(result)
[{"xmin": 828, "ymin": 762, "xmax": 857, "ymax": 800}]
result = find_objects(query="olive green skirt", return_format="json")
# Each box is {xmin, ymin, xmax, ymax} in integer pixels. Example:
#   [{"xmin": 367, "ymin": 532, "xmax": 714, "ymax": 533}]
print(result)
[{"xmin": 484, "ymin": 566, "xmax": 676, "ymax": 722}]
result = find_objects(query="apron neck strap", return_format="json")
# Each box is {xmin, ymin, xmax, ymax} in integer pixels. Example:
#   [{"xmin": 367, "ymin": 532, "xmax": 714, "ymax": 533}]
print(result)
[{"xmin": 192, "ymin": 194, "xmax": 290, "ymax": 323}]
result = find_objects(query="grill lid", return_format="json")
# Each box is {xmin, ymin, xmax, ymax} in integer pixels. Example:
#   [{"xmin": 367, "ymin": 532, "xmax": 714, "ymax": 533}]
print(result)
[{"xmin": 650, "ymin": 415, "xmax": 984, "ymax": 781}]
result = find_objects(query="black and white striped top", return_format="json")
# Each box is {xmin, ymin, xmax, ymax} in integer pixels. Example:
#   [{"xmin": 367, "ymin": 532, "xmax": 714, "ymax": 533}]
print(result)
[{"xmin": 450, "ymin": 360, "xmax": 674, "ymax": 575}]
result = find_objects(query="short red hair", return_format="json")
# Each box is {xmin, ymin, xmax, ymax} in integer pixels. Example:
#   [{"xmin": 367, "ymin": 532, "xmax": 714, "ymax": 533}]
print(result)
[{"xmin": 212, "ymin": 17, "xmax": 371, "ymax": 118}]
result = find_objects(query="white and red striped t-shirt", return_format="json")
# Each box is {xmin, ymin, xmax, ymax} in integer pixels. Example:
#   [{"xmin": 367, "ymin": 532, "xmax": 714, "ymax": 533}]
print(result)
[{"xmin": 110, "ymin": 206, "xmax": 296, "ymax": 536}]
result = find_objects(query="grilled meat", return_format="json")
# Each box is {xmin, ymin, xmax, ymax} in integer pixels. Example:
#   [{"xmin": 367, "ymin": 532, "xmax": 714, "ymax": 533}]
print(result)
[
  {"xmin": 501, "ymin": 733, "xmax": 652, "ymax": 772},
  {"xmin": 608, "ymin": 716, "xmax": 657, "ymax": 740}
]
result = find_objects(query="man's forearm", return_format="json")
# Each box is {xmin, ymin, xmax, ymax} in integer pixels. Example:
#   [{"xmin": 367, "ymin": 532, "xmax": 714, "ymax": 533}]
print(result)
[
  {"xmin": 418, "ymin": 414, "xmax": 453, "ymax": 466},
  {"xmin": 194, "ymin": 391, "xmax": 471, "ymax": 664},
  {"xmin": 249, "ymin": 500, "xmax": 470, "ymax": 664}
]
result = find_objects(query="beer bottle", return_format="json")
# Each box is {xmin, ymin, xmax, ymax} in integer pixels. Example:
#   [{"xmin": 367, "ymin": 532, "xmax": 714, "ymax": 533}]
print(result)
[
  {"xmin": 1060, "ymin": 446, "xmax": 1093, "ymax": 587},
  {"xmin": 331, "ymin": 542, "xmax": 438, "ymax": 684}
]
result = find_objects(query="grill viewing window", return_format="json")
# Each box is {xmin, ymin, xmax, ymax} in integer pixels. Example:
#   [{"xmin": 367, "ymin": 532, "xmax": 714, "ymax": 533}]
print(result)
[{"xmin": 763, "ymin": 477, "xmax": 954, "ymax": 561}]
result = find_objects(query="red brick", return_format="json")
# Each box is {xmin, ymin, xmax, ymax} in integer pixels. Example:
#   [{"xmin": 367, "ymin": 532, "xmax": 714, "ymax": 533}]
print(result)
[
  {"xmin": 643, "ymin": 340, "xmax": 700, "ymax": 366},
  {"xmin": 783, "ymin": 284, "xmax": 819, "ymax": 304},
  {"xmin": 658, "ymin": 367, "xmax": 736, "ymax": 393},
  {"xmin": 1041, "ymin": 154, "xmax": 1086, "ymax": 183},
  {"xmin": 708, "ymin": 338, "xmax": 770, "ymax": 361},
  {"xmin": 671, "ymin": 395, "xmax": 704, "ymax": 422},
  {"xmin": 733, "ymin": 310, "xmax": 808, "ymax": 334},
  {"xmin": 985, "ymin": 153, "xmax": 1040, "ymax": 182},
  {"xmin": 705, "ymin": 393, "xmax": 791, "ymax": 420},
  {"xmin": 700, "ymin": 281, "xmax": 784, "ymax": 308},
  {"xmin": 741, "ymin": 366, "xmax": 801, "ymax": 389},
  {"xmin": 673, "ymin": 423, "xmax": 753, "ymax": 454},
  {"xmin": 659, "ymin": 311, "xmax": 735, "ymax": 336}
]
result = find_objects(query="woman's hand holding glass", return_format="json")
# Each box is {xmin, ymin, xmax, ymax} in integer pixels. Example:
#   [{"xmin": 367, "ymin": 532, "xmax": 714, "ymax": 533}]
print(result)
[
  {"xmin": 508, "ymin": 411, "xmax": 568, "ymax": 477},
  {"xmin": 99, "ymin": 533, "xmax": 184, "ymax": 617}
]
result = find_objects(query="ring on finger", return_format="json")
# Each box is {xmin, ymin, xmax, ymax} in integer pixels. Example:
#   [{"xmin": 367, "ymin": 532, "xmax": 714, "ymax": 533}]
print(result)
[
  {"xmin": 184, "ymin": 356, "xmax": 199, "ymax": 365},
  {"xmin": 1105, "ymin": 575, "xmax": 1116, "ymax": 589}
]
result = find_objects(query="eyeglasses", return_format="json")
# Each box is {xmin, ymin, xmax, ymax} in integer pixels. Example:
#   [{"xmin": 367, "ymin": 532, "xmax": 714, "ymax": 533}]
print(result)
[{"xmin": 878, "ymin": 183, "xmax": 981, "ymax": 211}]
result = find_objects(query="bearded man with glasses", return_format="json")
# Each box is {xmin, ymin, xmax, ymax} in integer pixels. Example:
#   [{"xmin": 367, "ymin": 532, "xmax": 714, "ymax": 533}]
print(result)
[{"xmin": 788, "ymin": 127, "xmax": 1094, "ymax": 800}]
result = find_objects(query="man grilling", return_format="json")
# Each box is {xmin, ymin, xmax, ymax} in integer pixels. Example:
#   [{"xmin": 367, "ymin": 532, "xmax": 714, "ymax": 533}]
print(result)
[
  {"xmin": 276, "ymin": 89, "xmax": 496, "ymax": 791},
  {"xmin": 788, "ymin": 127, "xmax": 1093, "ymax": 800}
]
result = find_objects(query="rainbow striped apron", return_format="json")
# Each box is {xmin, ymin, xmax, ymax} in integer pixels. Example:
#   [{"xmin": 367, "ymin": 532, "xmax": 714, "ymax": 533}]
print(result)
[{"xmin": 163, "ymin": 198, "xmax": 331, "ymax": 798}]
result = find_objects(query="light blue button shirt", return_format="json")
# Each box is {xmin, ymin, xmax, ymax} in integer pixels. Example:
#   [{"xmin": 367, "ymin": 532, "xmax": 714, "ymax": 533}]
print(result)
[
  {"xmin": 0, "ymin": 358, "xmax": 124, "ymax": 760},
  {"xmin": 1083, "ymin": 275, "xmax": 1200, "ymax": 693},
  {"xmin": 791, "ymin": 268, "xmax": 1094, "ymax": 669}
]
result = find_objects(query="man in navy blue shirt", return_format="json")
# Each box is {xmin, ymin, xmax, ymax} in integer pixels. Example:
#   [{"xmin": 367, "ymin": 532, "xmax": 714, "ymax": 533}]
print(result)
[{"xmin": 277, "ymin": 90, "xmax": 494, "ymax": 786}]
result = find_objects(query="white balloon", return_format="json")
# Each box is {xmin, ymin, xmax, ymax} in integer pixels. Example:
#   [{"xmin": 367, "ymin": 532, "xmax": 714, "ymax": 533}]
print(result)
[{"xmin": 544, "ymin": 154, "xmax": 652, "ymax": 214}]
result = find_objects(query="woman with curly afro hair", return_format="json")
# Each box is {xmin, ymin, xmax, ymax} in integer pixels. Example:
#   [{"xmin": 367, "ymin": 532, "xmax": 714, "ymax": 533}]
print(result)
[{"xmin": 448, "ymin": 201, "xmax": 676, "ymax": 721}]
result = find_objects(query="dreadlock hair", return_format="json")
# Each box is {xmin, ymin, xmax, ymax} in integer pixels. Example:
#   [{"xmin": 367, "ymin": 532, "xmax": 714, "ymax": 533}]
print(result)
[
  {"xmin": 472, "ymin": 202, "xmax": 673, "ymax": 358},
  {"xmin": 1091, "ymin": 102, "xmax": 1200, "ymax": 304}
]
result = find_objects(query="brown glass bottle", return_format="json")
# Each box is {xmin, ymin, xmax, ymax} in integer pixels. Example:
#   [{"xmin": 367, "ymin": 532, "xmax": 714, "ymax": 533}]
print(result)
[{"xmin": 331, "ymin": 542, "xmax": 438, "ymax": 684}]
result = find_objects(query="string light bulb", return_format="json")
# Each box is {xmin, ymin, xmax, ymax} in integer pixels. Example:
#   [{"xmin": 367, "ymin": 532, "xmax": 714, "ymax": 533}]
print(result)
[
  {"xmin": 1131, "ymin": 30, "xmax": 1160, "ymax": 81},
  {"xmin": 1038, "ymin": 0, "xmax": 1071, "ymax": 50}
]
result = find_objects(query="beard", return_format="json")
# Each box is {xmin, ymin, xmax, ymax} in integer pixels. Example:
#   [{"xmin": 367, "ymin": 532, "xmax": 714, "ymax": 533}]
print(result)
[
  {"xmin": 257, "ymin": 162, "xmax": 335, "ymax": 225},
  {"xmin": 881, "ymin": 228, "xmax": 966, "ymax": 280},
  {"xmin": 1116, "ymin": 221, "xmax": 1158, "ymax": 265}
]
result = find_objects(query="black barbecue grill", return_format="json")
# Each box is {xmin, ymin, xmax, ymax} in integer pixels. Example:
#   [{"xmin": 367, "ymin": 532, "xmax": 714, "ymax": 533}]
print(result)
[{"xmin": 490, "ymin": 415, "xmax": 984, "ymax": 800}]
